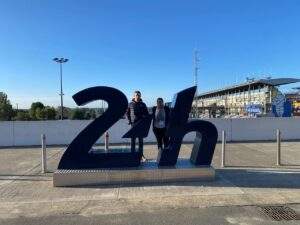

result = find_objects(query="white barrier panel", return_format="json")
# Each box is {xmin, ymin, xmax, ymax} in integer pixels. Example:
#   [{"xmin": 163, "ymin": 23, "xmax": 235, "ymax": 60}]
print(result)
[
  {"xmin": 204, "ymin": 119, "xmax": 232, "ymax": 142},
  {"xmin": 13, "ymin": 121, "xmax": 89, "ymax": 146},
  {"xmin": 0, "ymin": 122, "xmax": 14, "ymax": 146},
  {"xmin": 0, "ymin": 118, "xmax": 299, "ymax": 147},
  {"xmin": 231, "ymin": 117, "xmax": 300, "ymax": 141}
]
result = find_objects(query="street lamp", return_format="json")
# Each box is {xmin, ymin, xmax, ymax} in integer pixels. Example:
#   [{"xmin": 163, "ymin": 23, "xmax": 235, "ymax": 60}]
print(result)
[{"xmin": 53, "ymin": 57, "xmax": 69, "ymax": 120}]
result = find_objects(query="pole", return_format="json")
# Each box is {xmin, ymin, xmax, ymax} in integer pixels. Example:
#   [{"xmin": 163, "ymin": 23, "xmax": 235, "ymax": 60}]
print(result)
[
  {"xmin": 277, "ymin": 129, "xmax": 281, "ymax": 166},
  {"xmin": 248, "ymin": 83, "xmax": 251, "ymax": 118},
  {"xmin": 221, "ymin": 130, "xmax": 226, "ymax": 167},
  {"xmin": 15, "ymin": 103, "xmax": 18, "ymax": 121},
  {"xmin": 105, "ymin": 132, "xmax": 109, "ymax": 151},
  {"xmin": 53, "ymin": 58, "xmax": 68, "ymax": 119},
  {"xmin": 60, "ymin": 62, "xmax": 64, "ymax": 120},
  {"xmin": 194, "ymin": 48, "xmax": 198, "ymax": 117},
  {"xmin": 41, "ymin": 133, "xmax": 47, "ymax": 173}
]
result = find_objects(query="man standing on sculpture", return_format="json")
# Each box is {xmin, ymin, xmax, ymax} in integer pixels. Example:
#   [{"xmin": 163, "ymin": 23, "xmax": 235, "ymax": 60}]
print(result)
[{"xmin": 126, "ymin": 90, "xmax": 149, "ymax": 161}]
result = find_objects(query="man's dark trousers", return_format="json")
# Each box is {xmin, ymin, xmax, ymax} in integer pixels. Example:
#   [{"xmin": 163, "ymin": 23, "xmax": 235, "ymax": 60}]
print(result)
[{"xmin": 131, "ymin": 123, "xmax": 143, "ymax": 153}]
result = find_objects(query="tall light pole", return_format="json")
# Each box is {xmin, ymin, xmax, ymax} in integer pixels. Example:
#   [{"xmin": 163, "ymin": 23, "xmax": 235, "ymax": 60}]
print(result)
[
  {"xmin": 194, "ymin": 48, "xmax": 198, "ymax": 117},
  {"xmin": 53, "ymin": 57, "xmax": 69, "ymax": 120}
]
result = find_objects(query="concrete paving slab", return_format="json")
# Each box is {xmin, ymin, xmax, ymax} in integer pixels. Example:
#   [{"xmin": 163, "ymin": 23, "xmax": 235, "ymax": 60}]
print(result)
[{"xmin": 0, "ymin": 142, "xmax": 300, "ymax": 224}]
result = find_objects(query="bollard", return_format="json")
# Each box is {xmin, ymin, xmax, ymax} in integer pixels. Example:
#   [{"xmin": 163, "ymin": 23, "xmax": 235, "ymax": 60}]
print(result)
[
  {"xmin": 221, "ymin": 130, "xmax": 226, "ymax": 167},
  {"xmin": 105, "ymin": 131, "xmax": 109, "ymax": 151},
  {"xmin": 277, "ymin": 129, "xmax": 281, "ymax": 166},
  {"xmin": 41, "ymin": 133, "xmax": 47, "ymax": 173}
]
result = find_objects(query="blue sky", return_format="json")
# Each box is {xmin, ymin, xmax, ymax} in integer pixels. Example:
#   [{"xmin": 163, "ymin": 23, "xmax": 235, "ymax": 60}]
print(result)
[{"xmin": 1, "ymin": 0, "xmax": 300, "ymax": 109}]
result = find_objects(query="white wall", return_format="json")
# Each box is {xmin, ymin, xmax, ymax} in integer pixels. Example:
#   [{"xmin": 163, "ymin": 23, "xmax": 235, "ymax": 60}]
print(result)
[
  {"xmin": 0, "ymin": 122, "xmax": 14, "ymax": 146},
  {"xmin": 230, "ymin": 117, "xmax": 300, "ymax": 141},
  {"xmin": 0, "ymin": 118, "xmax": 299, "ymax": 147}
]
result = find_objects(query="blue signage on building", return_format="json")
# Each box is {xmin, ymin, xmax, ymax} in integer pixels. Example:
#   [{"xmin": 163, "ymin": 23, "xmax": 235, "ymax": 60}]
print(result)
[{"xmin": 246, "ymin": 104, "xmax": 262, "ymax": 115}]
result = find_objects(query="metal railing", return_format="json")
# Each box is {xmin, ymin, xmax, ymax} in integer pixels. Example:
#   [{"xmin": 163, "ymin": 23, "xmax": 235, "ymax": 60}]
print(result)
[{"xmin": 220, "ymin": 129, "xmax": 283, "ymax": 167}]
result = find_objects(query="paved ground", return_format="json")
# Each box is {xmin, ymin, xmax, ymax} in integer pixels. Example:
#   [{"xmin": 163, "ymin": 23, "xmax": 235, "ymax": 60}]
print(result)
[{"xmin": 0, "ymin": 142, "xmax": 300, "ymax": 224}]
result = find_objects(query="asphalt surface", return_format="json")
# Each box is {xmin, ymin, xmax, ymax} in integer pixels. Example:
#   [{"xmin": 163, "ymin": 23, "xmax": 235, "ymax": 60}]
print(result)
[{"xmin": 1, "ymin": 205, "xmax": 300, "ymax": 225}]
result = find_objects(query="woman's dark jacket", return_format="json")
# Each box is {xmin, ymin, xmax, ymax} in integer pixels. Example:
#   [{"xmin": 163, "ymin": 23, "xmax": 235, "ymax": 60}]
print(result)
[{"xmin": 152, "ymin": 106, "xmax": 170, "ymax": 128}]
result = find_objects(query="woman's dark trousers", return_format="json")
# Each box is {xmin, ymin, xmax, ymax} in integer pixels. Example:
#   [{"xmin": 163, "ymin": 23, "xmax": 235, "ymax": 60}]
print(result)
[{"xmin": 153, "ymin": 127, "xmax": 169, "ymax": 149}]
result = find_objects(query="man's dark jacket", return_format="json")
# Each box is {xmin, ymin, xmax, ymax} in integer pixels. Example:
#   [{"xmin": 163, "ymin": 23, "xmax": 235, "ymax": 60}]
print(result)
[{"xmin": 126, "ymin": 99, "xmax": 149, "ymax": 124}]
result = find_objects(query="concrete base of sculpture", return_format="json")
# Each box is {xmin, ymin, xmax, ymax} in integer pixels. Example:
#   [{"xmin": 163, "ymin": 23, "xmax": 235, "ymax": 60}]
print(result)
[{"xmin": 53, "ymin": 158, "xmax": 215, "ymax": 187}]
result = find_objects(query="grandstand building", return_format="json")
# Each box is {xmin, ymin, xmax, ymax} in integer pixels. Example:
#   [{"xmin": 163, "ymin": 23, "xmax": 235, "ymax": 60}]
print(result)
[{"xmin": 193, "ymin": 78, "xmax": 300, "ymax": 118}]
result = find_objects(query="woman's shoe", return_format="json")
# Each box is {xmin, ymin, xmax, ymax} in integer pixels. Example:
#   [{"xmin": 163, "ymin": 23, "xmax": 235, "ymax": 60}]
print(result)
[{"xmin": 141, "ymin": 155, "xmax": 147, "ymax": 163}]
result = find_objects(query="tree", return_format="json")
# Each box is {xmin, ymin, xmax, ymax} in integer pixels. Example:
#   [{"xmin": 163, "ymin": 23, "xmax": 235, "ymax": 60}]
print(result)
[
  {"xmin": 84, "ymin": 112, "xmax": 92, "ymax": 120},
  {"xmin": 37, "ymin": 107, "xmax": 57, "ymax": 120},
  {"xmin": 71, "ymin": 108, "xmax": 85, "ymax": 120},
  {"xmin": 15, "ymin": 110, "xmax": 30, "ymax": 121},
  {"xmin": 56, "ymin": 106, "xmax": 72, "ymax": 120},
  {"xmin": 90, "ymin": 111, "xmax": 96, "ymax": 119},
  {"xmin": 11, "ymin": 109, "xmax": 17, "ymax": 120},
  {"xmin": 30, "ymin": 102, "xmax": 45, "ymax": 120},
  {"xmin": 29, "ymin": 102, "xmax": 58, "ymax": 120},
  {"xmin": 0, "ymin": 92, "xmax": 13, "ymax": 121}
]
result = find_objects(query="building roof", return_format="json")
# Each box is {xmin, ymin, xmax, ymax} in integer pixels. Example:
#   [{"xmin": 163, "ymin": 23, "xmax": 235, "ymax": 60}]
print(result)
[
  {"xmin": 259, "ymin": 78, "xmax": 300, "ymax": 86},
  {"xmin": 197, "ymin": 78, "xmax": 300, "ymax": 99}
]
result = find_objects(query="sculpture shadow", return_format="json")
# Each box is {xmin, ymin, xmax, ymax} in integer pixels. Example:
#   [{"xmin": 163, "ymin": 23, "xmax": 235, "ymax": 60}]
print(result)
[{"xmin": 215, "ymin": 168, "xmax": 300, "ymax": 189}]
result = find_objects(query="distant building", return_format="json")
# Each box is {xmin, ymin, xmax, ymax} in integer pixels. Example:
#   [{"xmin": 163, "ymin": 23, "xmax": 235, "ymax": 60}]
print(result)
[
  {"xmin": 285, "ymin": 87, "xmax": 300, "ymax": 116},
  {"xmin": 193, "ymin": 78, "xmax": 300, "ymax": 118}
]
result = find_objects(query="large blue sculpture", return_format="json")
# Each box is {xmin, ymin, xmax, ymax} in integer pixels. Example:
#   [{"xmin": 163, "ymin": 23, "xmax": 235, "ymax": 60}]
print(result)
[{"xmin": 57, "ymin": 86, "xmax": 217, "ymax": 169}]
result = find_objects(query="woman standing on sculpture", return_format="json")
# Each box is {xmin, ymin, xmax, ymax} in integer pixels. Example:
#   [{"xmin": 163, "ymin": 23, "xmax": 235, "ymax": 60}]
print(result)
[{"xmin": 152, "ymin": 98, "xmax": 170, "ymax": 150}]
